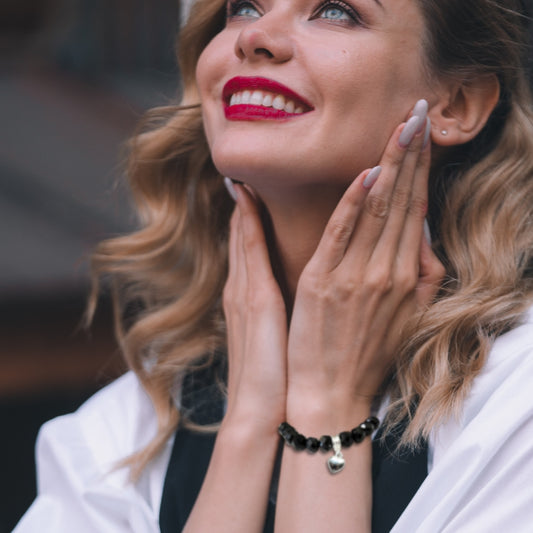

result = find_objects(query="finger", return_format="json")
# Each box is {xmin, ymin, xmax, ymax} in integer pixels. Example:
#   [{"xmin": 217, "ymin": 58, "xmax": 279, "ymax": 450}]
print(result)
[
  {"xmin": 340, "ymin": 119, "xmax": 420, "ymax": 268},
  {"xmin": 395, "ymin": 121, "xmax": 432, "ymax": 269},
  {"xmin": 308, "ymin": 166, "xmax": 379, "ymax": 273},
  {"xmin": 227, "ymin": 208, "xmax": 241, "ymax": 285},
  {"xmin": 417, "ymin": 230, "xmax": 446, "ymax": 289},
  {"xmin": 233, "ymin": 183, "xmax": 276, "ymax": 287},
  {"xmin": 370, "ymin": 117, "xmax": 430, "ymax": 267}
]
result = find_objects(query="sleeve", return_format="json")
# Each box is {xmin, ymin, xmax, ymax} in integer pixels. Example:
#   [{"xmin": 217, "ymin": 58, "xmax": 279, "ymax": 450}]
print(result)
[
  {"xmin": 391, "ymin": 333, "xmax": 533, "ymax": 533},
  {"xmin": 13, "ymin": 373, "xmax": 170, "ymax": 533}
]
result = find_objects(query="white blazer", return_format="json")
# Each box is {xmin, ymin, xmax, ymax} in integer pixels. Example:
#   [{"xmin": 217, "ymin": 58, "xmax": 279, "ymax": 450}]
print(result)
[{"xmin": 14, "ymin": 308, "xmax": 533, "ymax": 532}]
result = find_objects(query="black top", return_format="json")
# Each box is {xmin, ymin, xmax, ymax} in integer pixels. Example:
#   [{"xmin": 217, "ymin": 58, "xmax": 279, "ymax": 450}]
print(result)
[{"xmin": 159, "ymin": 362, "xmax": 427, "ymax": 533}]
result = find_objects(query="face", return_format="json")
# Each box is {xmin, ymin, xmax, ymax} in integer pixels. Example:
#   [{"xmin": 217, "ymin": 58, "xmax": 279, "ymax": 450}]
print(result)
[{"xmin": 196, "ymin": 0, "xmax": 434, "ymax": 193}]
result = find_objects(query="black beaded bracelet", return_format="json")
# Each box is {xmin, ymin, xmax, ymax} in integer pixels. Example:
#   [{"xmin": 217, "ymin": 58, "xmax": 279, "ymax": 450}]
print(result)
[{"xmin": 278, "ymin": 416, "xmax": 380, "ymax": 474}]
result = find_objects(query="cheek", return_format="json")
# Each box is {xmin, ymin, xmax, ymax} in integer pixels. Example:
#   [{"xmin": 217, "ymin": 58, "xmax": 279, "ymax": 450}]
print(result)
[
  {"xmin": 196, "ymin": 32, "xmax": 233, "ymax": 99},
  {"xmin": 196, "ymin": 45, "xmax": 216, "ymax": 100}
]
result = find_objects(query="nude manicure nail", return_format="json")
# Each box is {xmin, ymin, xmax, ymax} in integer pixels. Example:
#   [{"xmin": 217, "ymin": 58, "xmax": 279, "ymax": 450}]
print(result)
[
  {"xmin": 399, "ymin": 99, "xmax": 428, "ymax": 147},
  {"xmin": 412, "ymin": 99, "xmax": 429, "ymax": 133},
  {"xmin": 224, "ymin": 176, "xmax": 238, "ymax": 201},
  {"xmin": 363, "ymin": 166, "xmax": 382, "ymax": 188},
  {"xmin": 399, "ymin": 115, "xmax": 422, "ymax": 147}
]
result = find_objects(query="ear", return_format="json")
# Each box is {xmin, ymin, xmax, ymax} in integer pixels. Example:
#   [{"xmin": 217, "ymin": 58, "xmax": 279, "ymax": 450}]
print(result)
[{"xmin": 429, "ymin": 74, "xmax": 500, "ymax": 146}]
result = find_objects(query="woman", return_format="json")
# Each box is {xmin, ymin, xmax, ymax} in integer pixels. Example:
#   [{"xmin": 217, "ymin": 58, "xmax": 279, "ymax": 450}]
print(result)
[{"xmin": 15, "ymin": 0, "xmax": 533, "ymax": 531}]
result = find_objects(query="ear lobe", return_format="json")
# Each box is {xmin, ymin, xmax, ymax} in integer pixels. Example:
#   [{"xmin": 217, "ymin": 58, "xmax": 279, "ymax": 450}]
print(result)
[{"xmin": 429, "ymin": 74, "xmax": 500, "ymax": 147}]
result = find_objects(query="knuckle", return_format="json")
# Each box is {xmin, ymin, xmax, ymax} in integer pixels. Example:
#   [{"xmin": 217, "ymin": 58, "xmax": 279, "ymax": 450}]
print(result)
[
  {"xmin": 390, "ymin": 188, "xmax": 411, "ymax": 211},
  {"xmin": 404, "ymin": 141, "xmax": 421, "ymax": 154},
  {"xmin": 382, "ymin": 148, "xmax": 404, "ymax": 168},
  {"xmin": 336, "ymin": 278, "xmax": 359, "ymax": 300},
  {"xmin": 299, "ymin": 271, "xmax": 341, "ymax": 302},
  {"xmin": 408, "ymin": 195, "xmax": 428, "ymax": 218},
  {"xmin": 298, "ymin": 270, "xmax": 324, "ymax": 296},
  {"xmin": 366, "ymin": 268, "xmax": 393, "ymax": 292},
  {"xmin": 329, "ymin": 219, "xmax": 353, "ymax": 244},
  {"xmin": 365, "ymin": 194, "xmax": 390, "ymax": 219}
]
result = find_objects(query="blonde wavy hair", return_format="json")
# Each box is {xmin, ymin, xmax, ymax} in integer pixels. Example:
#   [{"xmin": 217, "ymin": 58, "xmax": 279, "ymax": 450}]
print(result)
[{"xmin": 90, "ymin": 0, "xmax": 533, "ymax": 472}]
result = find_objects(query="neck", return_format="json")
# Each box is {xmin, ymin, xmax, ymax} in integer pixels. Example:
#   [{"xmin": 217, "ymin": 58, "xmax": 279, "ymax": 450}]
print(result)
[{"xmin": 257, "ymin": 183, "xmax": 345, "ymax": 311}]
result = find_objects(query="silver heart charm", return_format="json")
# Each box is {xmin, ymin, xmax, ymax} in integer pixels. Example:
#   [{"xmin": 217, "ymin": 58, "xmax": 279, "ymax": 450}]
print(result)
[
  {"xmin": 327, "ymin": 453, "xmax": 345, "ymax": 474},
  {"xmin": 327, "ymin": 435, "xmax": 345, "ymax": 474}
]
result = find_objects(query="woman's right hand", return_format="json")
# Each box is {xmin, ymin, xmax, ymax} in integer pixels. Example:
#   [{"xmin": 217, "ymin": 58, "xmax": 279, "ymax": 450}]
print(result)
[
  {"xmin": 222, "ymin": 182, "xmax": 288, "ymax": 432},
  {"xmin": 184, "ymin": 185, "xmax": 288, "ymax": 533}
]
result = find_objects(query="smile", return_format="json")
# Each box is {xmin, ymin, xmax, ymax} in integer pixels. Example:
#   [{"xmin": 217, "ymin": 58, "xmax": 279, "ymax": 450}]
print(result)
[
  {"xmin": 230, "ymin": 90, "xmax": 305, "ymax": 114},
  {"xmin": 222, "ymin": 76, "xmax": 313, "ymax": 121}
]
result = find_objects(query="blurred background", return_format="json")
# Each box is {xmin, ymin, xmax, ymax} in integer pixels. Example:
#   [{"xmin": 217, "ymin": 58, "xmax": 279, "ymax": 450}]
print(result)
[{"xmin": 0, "ymin": 1, "xmax": 186, "ymax": 530}]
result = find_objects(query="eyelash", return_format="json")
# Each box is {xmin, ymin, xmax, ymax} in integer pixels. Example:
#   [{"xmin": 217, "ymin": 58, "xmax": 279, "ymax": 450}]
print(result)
[
  {"xmin": 225, "ymin": 0, "xmax": 364, "ymax": 27},
  {"xmin": 226, "ymin": 0, "xmax": 261, "ymax": 20},
  {"xmin": 311, "ymin": 0, "xmax": 363, "ymax": 26}
]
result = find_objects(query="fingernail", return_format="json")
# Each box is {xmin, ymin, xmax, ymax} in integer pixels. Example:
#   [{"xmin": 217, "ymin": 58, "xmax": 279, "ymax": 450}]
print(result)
[
  {"xmin": 412, "ymin": 99, "xmax": 429, "ymax": 133},
  {"xmin": 422, "ymin": 117, "xmax": 432, "ymax": 149},
  {"xmin": 399, "ymin": 116, "xmax": 421, "ymax": 147},
  {"xmin": 363, "ymin": 166, "xmax": 382, "ymax": 189},
  {"xmin": 224, "ymin": 177, "xmax": 238, "ymax": 201},
  {"xmin": 399, "ymin": 99, "xmax": 428, "ymax": 147},
  {"xmin": 423, "ymin": 218, "xmax": 432, "ymax": 245}
]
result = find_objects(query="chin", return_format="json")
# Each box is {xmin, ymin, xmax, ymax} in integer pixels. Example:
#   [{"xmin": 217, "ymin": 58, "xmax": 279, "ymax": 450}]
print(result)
[{"xmin": 210, "ymin": 141, "xmax": 280, "ymax": 182}]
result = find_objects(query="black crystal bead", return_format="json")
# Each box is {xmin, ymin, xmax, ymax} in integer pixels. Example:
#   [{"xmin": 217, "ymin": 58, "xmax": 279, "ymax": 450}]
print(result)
[
  {"xmin": 351, "ymin": 427, "xmax": 365, "ymax": 443},
  {"xmin": 319, "ymin": 435, "xmax": 333, "ymax": 452},
  {"xmin": 306, "ymin": 437, "xmax": 320, "ymax": 453},
  {"xmin": 339, "ymin": 431, "xmax": 353, "ymax": 447},
  {"xmin": 360, "ymin": 422, "xmax": 374, "ymax": 436},
  {"xmin": 278, "ymin": 422, "xmax": 290, "ymax": 433},
  {"xmin": 366, "ymin": 416, "xmax": 380, "ymax": 430},
  {"xmin": 279, "ymin": 424, "xmax": 297, "ymax": 444},
  {"xmin": 293, "ymin": 433, "xmax": 307, "ymax": 450},
  {"xmin": 278, "ymin": 422, "xmax": 290, "ymax": 438},
  {"xmin": 280, "ymin": 429, "xmax": 290, "ymax": 441}
]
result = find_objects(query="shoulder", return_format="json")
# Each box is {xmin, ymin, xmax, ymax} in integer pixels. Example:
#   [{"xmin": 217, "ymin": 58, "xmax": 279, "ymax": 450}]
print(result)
[
  {"xmin": 47, "ymin": 371, "xmax": 159, "ymax": 464},
  {"xmin": 14, "ymin": 372, "xmax": 174, "ymax": 533},
  {"xmin": 393, "ymin": 308, "xmax": 533, "ymax": 532}
]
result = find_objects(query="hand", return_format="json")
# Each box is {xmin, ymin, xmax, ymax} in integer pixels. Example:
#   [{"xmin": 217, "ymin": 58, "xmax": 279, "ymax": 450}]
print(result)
[
  {"xmin": 222, "ymin": 184, "xmax": 288, "ymax": 432},
  {"xmin": 286, "ymin": 105, "xmax": 445, "ymax": 427}
]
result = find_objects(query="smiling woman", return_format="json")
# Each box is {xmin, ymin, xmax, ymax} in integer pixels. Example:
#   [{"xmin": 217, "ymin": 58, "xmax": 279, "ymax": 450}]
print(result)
[{"xmin": 13, "ymin": 0, "xmax": 533, "ymax": 532}]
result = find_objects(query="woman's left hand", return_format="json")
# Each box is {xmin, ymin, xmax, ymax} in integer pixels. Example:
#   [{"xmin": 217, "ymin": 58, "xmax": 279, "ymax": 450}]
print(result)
[{"xmin": 285, "ymin": 116, "xmax": 445, "ymax": 427}]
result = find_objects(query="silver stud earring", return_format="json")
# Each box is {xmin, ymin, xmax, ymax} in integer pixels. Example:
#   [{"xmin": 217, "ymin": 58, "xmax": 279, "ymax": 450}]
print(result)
[{"xmin": 441, "ymin": 129, "xmax": 448, "ymax": 136}]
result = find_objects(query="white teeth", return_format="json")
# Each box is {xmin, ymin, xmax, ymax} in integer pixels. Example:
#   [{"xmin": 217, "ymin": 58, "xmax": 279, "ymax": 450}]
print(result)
[
  {"xmin": 250, "ymin": 90, "xmax": 263, "ymax": 105},
  {"xmin": 272, "ymin": 95, "xmax": 285, "ymax": 110},
  {"xmin": 229, "ymin": 90, "xmax": 305, "ymax": 114}
]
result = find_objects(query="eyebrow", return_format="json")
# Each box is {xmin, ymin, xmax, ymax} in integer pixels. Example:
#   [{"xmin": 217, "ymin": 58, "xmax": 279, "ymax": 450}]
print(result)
[{"xmin": 373, "ymin": 0, "xmax": 384, "ymax": 9}]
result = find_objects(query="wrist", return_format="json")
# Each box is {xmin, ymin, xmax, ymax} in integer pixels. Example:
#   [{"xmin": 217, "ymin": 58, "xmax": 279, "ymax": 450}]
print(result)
[
  {"xmin": 286, "ymin": 390, "xmax": 373, "ymax": 436},
  {"xmin": 219, "ymin": 410, "xmax": 281, "ymax": 444}
]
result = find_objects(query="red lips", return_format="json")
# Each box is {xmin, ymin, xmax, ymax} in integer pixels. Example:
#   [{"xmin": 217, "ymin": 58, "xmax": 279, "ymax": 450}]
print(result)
[{"xmin": 223, "ymin": 76, "xmax": 313, "ymax": 121}]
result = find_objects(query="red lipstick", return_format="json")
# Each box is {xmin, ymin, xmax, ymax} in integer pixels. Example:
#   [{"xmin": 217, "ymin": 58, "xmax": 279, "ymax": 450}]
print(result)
[{"xmin": 223, "ymin": 76, "xmax": 313, "ymax": 121}]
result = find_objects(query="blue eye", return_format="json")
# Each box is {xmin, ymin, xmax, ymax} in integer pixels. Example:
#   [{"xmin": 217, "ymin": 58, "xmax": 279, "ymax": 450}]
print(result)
[
  {"xmin": 227, "ymin": 1, "xmax": 261, "ymax": 19},
  {"xmin": 320, "ymin": 6, "xmax": 351, "ymax": 21},
  {"xmin": 313, "ymin": 1, "xmax": 362, "ymax": 26}
]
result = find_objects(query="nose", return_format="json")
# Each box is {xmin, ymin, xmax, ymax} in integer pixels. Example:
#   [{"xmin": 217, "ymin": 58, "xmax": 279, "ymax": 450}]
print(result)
[{"xmin": 235, "ymin": 15, "xmax": 294, "ymax": 63}]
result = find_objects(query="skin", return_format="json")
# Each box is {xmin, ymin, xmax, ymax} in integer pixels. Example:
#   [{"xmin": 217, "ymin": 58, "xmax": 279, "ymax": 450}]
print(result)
[
  {"xmin": 197, "ymin": 0, "xmax": 434, "ymax": 191},
  {"xmin": 196, "ymin": 0, "xmax": 441, "ymax": 297},
  {"xmin": 186, "ymin": 0, "xmax": 446, "ymax": 531}
]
